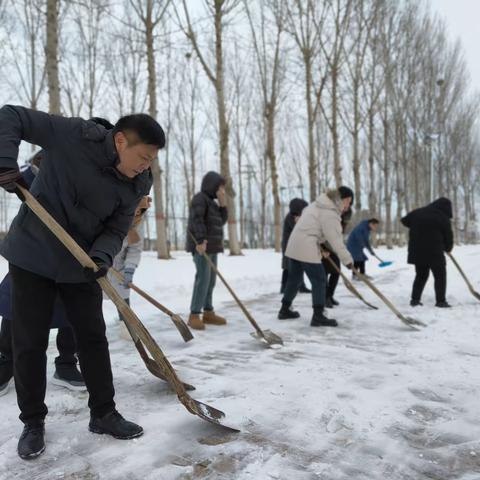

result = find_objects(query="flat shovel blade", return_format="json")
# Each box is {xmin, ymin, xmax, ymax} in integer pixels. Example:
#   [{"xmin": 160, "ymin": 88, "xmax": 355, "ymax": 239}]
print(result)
[
  {"xmin": 250, "ymin": 329, "xmax": 284, "ymax": 347},
  {"xmin": 378, "ymin": 261, "xmax": 393, "ymax": 268},
  {"xmin": 170, "ymin": 313, "xmax": 194, "ymax": 342}
]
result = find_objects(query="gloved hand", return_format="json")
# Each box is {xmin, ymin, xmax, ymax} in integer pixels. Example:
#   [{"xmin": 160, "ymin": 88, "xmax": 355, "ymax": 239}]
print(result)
[
  {"xmin": 123, "ymin": 268, "xmax": 134, "ymax": 288},
  {"xmin": 346, "ymin": 263, "xmax": 353, "ymax": 270},
  {"xmin": 83, "ymin": 257, "xmax": 110, "ymax": 281},
  {"xmin": 0, "ymin": 167, "xmax": 29, "ymax": 201}
]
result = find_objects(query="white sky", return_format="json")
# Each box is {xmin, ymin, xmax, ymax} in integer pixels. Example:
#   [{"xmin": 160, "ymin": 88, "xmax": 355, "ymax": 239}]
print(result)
[{"xmin": 431, "ymin": 0, "xmax": 480, "ymax": 93}]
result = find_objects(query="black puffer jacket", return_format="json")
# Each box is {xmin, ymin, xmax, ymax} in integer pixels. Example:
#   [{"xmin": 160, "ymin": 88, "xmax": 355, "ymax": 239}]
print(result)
[
  {"xmin": 281, "ymin": 198, "xmax": 308, "ymax": 269},
  {"xmin": 186, "ymin": 171, "xmax": 228, "ymax": 254},
  {"xmin": 401, "ymin": 197, "xmax": 454, "ymax": 265}
]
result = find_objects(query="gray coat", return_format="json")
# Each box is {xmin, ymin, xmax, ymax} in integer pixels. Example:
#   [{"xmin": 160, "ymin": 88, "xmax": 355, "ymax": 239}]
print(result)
[{"xmin": 0, "ymin": 105, "xmax": 152, "ymax": 283}]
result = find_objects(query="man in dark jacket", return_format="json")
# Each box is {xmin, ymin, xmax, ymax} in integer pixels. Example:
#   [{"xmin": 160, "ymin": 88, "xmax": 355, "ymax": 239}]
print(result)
[
  {"xmin": 401, "ymin": 197, "xmax": 454, "ymax": 308},
  {"xmin": 281, "ymin": 198, "xmax": 310, "ymax": 294},
  {"xmin": 0, "ymin": 155, "xmax": 85, "ymax": 396},
  {"xmin": 186, "ymin": 171, "xmax": 228, "ymax": 330},
  {"xmin": 0, "ymin": 105, "xmax": 165, "ymax": 460}
]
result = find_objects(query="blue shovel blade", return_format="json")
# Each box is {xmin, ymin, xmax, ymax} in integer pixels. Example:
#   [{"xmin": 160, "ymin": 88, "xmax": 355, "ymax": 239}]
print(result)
[{"xmin": 378, "ymin": 261, "xmax": 393, "ymax": 268}]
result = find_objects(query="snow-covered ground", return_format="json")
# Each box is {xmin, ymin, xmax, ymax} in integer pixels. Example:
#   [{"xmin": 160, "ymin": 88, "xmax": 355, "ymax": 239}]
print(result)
[{"xmin": 2, "ymin": 246, "xmax": 480, "ymax": 480}]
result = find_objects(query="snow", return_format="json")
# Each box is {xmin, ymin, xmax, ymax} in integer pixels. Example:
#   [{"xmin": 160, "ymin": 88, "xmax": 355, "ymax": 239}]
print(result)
[{"xmin": 2, "ymin": 246, "xmax": 480, "ymax": 479}]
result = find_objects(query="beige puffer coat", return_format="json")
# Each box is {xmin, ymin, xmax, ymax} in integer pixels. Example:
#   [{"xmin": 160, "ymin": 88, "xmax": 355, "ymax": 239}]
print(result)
[{"xmin": 285, "ymin": 189, "xmax": 353, "ymax": 266}]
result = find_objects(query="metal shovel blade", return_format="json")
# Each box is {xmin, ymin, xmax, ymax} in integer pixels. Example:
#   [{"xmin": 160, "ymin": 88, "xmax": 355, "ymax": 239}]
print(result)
[
  {"xmin": 250, "ymin": 329, "xmax": 284, "ymax": 347},
  {"xmin": 171, "ymin": 313, "xmax": 194, "ymax": 342},
  {"xmin": 181, "ymin": 396, "xmax": 240, "ymax": 433},
  {"xmin": 143, "ymin": 356, "xmax": 196, "ymax": 391},
  {"xmin": 400, "ymin": 315, "xmax": 426, "ymax": 329}
]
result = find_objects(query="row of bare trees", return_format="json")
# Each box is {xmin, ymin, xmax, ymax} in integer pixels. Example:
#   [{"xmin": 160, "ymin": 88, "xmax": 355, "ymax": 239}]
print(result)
[{"xmin": 0, "ymin": 0, "xmax": 479, "ymax": 253}]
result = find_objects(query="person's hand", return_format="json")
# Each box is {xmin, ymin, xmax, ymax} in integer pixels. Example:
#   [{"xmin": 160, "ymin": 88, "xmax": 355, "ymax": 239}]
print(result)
[
  {"xmin": 216, "ymin": 185, "xmax": 227, "ymax": 207},
  {"xmin": 321, "ymin": 250, "xmax": 330, "ymax": 258},
  {"xmin": 83, "ymin": 257, "xmax": 109, "ymax": 281},
  {"xmin": 123, "ymin": 268, "xmax": 134, "ymax": 288},
  {"xmin": 196, "ymin": 240, "xmax": 208, "ymax": 255},
  {"xmin": 0, "ymin": 168, "xmax": 29, "ymax": 201},
  {"xmin": 345, "ymin": 263, "xmax": 353, "ymax": 270}
]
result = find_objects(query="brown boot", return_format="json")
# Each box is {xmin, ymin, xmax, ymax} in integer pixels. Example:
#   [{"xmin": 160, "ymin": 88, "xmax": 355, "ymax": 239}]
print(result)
[
  {"xmin": 188, "ymin": 313, "xmax": 205, "ymax": 330},
  {"xmin": 203, "ymin": 311, "xmax": 227, "ymax": 326}
]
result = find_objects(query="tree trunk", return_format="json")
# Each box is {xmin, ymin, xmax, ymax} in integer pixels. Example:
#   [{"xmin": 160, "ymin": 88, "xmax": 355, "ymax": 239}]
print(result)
[
  {"xmin": 214, "ymin": 4, "xmax": 241, "ymax": 255},
  {"xmin": 45, "ymin": 0, "xmax": 60, "ymax": 114},
  {"xmin": 145, "ymin": 5, "xmax": 169, "ymax": 259},
  {"xmin": 305, "ymin": 53, "xmax": 316, "ymax": 201},
  {"xmin": 331, "ymin": 66, "xmax": 342, "ymax": 187}
]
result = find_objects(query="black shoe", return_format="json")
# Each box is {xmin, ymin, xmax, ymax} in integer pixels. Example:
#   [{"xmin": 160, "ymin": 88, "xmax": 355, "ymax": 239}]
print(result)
[
  {"xmin": 311, "ymin": 306, "xmax": 338, "ymax": 327},
  {"xmin": 17, "ymin": 421, "xmax": 45, "ymax": 460},
  {"xmin": 0, "ymin": 353, "xmax": 13, "ymax": 397},
  {"xmin": 410, "ymin": 300, "xmax": 423, "ymax": 307},
  {"xmin": 298, "ymin": 285, "xmax": 312, "ymax": 294},
  {"xmin": 435, "ymin": 301, "xmax": 452, "ymax": 308},
  {"xmin": 325, "ymin": 297, "xmax": 334, "ymax": 309},
  {"xmin": 52, "ymin": 364, "xmax": 86, "ymax": 392},
  {"xmin": 330, "ymin": 297, "xmax": 339, "ymax": 306},
  {"xmin": 278, "ymin": 303, "xmax": 300, "ymax": 320},
  {"xmin": 89, "ymin": 410, "xmax": 143, "ymax": 440}
]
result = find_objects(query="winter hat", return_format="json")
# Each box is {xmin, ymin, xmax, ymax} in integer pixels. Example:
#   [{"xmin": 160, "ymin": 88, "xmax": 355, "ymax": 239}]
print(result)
[
  {"xmin": 289, "ymin": 198, "xmax": 308, "ymax": 216},
  {"xmin": 430, "ymin": 197, "xmax": 453, "ymax": 219},
  {"xmin": 338, "ymin": 186, "xmax": 354, "ymax": 204}
]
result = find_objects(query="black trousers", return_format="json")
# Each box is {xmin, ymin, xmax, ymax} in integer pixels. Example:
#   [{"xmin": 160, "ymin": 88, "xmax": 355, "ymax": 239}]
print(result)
[
  {"xmin": 411, "ymin": 263, "xmax": 447, "ymax": 303},
  {"xmin": 10, "ymin": 264, "xmax": 115, "ymax": 424},
  {"xmin": 0, "ymin": 318, "xmax": 77, "ymax": 365},
  {"xmin": 322, "ymin": 252, "xmax": 340, "ymax": 298},
  {"xmin": 354, "ymin": 261, "xmax": 365, "ymax": 275}
]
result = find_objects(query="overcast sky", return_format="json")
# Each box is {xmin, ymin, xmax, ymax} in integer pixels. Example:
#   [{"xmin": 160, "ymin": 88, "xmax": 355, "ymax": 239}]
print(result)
[{"xmin": 431, "ymin": 0, "xmax": 480, "ymax": 93}]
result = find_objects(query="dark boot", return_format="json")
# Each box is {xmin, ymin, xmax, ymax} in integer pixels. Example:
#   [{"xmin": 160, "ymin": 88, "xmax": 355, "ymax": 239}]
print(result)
[
  {"xmin": 330, "ymin": 297, "xmax": 339, "ymax": 306},
  {"xmin": 89, "ymin": 410, "xmax": 143, "ymax": 440},
  {"xmin": 0, "ymin": 353, "xmax": 13, "ymax": 397},
  {"xmin": 325, "ymin": 297, "xmax": 334, "ymax": 309},
  {"xmin": 52, "ymin": 363, "xmax": 86, "ymax": 391},
  {"xmin": 435, "ymin": 301, "xmax": 452, "ymax": 308},
  {"xmin": 278, "ymin": 302, "xmax": 300, "ymax": 320},
  {"xmin": 311, "ymin": 306, "xmax": 337, "ymax": 327},
  {"xmin": 410, "ymin": 299, "xmax": 423, "ymax": 307},
  {"xmin": 17, "ymin": 421, "xmax": 45, "ymax": 460}
]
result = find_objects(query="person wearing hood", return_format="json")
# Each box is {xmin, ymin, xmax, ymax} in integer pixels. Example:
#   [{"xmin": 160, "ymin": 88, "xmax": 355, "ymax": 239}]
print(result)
[
  {"xmin": 401, "ymin": 197, "xmax": 454, "ymax": 308},
  {"xmin": 109, "ymin": 195, "xmax": 151, "ymax": 339},
  {"xmin": 279, "ymin": 187, "xmax": 354, "ymax": 327},
  {"xmin": 0, "ymin": 105, "xmax": 164, "ymax": 459},
  {"xmin": 281, "ymin": 198, "xmax": 311, "ymax": 294},
  {"xmin": 347, "ymin": 218, "xmax": 380, "ymax": 278},
  {"xmin": 186, "ymin": 171, "xmax": 228, "ymax": 330}
]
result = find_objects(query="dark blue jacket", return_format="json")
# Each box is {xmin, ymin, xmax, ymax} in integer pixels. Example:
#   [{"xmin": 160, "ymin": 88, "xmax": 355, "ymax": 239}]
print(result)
[
  {"xmin": 0, "ymin": 166, "xmax": 68, "ymax": 327},
  {"xmin": 346, "ymin": 220, "xmax": 374, "ymax": 262},
  {"xmin": 0, "ymin": 105, "xmax": 152, "ymax": 283}
]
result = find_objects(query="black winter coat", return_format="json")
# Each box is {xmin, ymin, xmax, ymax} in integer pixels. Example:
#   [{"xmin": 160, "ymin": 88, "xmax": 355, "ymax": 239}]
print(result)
[
  {"xmin": 281, "ymin": 198, "xmax": 308, "ymax": 269},
  {"xmin": 401, "ymin": 198, "xmax": 454, "ymax": 266},
  {"xmin": 186, "ymin": 171, "xmax": 228, "ymax": 254},
  {"xmin": 0, "ymin": 105, "xmax": 152, "ymax": 283}
]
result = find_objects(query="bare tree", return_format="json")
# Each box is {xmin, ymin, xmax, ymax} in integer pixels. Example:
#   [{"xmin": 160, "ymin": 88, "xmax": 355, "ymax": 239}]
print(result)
[
  {"xmin": 45, "ymin": 0, "xmax": 60, "ymax": 113},
  {"xmin": 176, "ymin": 0, "xmax": 243, "ymax": 255}
]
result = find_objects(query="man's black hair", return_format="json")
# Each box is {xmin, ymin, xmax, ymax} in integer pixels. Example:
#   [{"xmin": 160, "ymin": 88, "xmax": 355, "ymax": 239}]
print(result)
[
  {"xmin": 113, "ymin": 114, "xmax": 166, "ymax": 149},
  {"xmin": 89, "ymin": 117, "xmax": 114, "ymax": 130},
  {"xmin": 368, "ymin": 218, "xmax": 380, "ymax": 224}
]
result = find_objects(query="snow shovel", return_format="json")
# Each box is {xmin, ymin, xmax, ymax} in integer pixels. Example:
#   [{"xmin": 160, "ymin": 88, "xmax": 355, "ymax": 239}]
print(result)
[
  {"xmin": 447, "ymin": 252, "xmax": 480, "ymax": 301},
  {"xmin": 323, "ymin": 255, "xmax": 378, "ymax": 310},
  {"xmin": 374, "ymin": 254, "xmax": 393, "ymax": 268},
  {"xmin": 110, "ymin": 268, "xmax": 194, "ymax": 342},
  {"xmin": 18, "ymin": 185, "xmax": 239, "ymax": 433},
  {"xmin": 188, "ymin": 233, "xmax": 283, "ymax": 347},
  {"xmin": 351, "ymin": 266, "xmax": 426, "ymax": 330}
]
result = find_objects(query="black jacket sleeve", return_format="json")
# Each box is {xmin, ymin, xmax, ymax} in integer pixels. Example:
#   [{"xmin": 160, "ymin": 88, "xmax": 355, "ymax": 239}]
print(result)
[
  {"xmin": 442, "ymin": 219, "xmax": 454, "ymax": 253},
  {"xmin": 0, "ymin": 105, "xmax": 75, "ymax": 169},
  {"xmin": 189, "ymin": 193, "xmax": 208, "ymax": 244},
  {"xmin": 282, "ymin": 214, "xmax": 295, "ymax": 254}
]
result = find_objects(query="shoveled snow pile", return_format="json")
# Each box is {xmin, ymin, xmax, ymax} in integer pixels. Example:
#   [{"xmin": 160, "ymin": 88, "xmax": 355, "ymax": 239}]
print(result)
[{"xmin": 1, "ymin": 246, "xmax": 480, "ymax": 479}]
